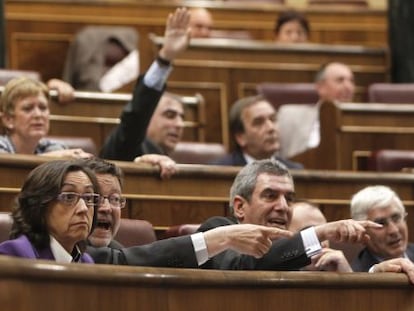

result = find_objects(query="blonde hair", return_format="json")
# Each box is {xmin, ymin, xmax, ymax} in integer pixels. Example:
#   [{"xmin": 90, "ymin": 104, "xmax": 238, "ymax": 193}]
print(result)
[{"xmin": 1, "ymin": 77, "xmax": 49, "ymax": 117}]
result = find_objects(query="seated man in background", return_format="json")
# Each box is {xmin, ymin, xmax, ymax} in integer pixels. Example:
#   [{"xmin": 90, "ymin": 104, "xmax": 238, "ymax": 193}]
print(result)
[
  {"xmin": 82, "ymin": 157, "xmax": 294, "ymax": 266},
  {"xmin": 189, "ymin": 7, "xmax": 213, "ymax": 38},
  {"xmin": 99, "ymin": 7, "xmax": 189, "ymax": 177},
  {"xmin": 198, "ymin": 158, "xmax": 380, "ymax": 270},
  {"xmin": 277, "ymin": 62, "xmax": 355, "ymax": 159},
  {"xmin": 274, "ymin": 10, "xmax": 310, "ymax": 43},
  {"xmin": 289, "ymin": 201, "xmax": 352, "ymax": 272},
  {"xmin": 212, "ymin": 95, "xmax": 303, "ymax": 169},
  {"xmin": 350, "ymin": 185, "xmax": 414, "ymax": 275}
]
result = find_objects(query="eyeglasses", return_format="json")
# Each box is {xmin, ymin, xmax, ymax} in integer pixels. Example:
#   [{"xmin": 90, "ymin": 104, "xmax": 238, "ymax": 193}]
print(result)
[
  {"xmin": 99, "ymin": 194, "xmax": 126, "ymax": 209},
  {"xmin": 372, "ymin": 212, "xmax": 408, "ymax": 228},
  {"xmin": 57, "ymin": 192, "xmax": 100, "ymax": 208}
]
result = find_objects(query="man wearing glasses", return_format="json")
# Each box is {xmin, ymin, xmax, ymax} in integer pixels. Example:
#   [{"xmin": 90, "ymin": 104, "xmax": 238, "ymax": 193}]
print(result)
[{"xmin": 350, "ymin": 185, "xmax": 414, "ymax": 273}]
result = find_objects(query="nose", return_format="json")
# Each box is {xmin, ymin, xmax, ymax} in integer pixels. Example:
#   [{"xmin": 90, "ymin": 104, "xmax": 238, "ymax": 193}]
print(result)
[
  {"xmin": 98, "ymin": 198, "xmax": 111, "ymax": 213},
  {"xmin": 32, "ymin": 106, "xmax": 43, "ymax": 116},
  {"xmin": 274, "ymin": 195, "xmax": 289, "ymax": 212},
  {"xmin": 175, "ymin": 116, "xmax": 185, "ymax": 129},
  {"xmin": 386, "ymin": 219, "xmax": 399, "ymax": 234},
  {"xmin": 76, "ymin": 198, "xmax": 90, "ymax": 213}
]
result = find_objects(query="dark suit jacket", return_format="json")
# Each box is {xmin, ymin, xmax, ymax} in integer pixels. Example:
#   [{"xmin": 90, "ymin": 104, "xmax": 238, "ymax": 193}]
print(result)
[
  {"xmin": 99, "ymin": 75, "xmax": 166, "ymax": 161},
  {"xmin": 211, "ymin": 150, "xmax": 304, "ymax": 169},
  {"xmin": 198, "ymin": 216, "xmax": 311, "ymax": 270},
  {"xmin": 86, "ymin": 235, "xmax": 199, "ymax": 268},
  {"xmin": 351, "ymin": 243, "xmax": 414, "ymax": 272},
  {"xmin": 0, "ymin": 235, "xmax": 93, "ymax": 263}
]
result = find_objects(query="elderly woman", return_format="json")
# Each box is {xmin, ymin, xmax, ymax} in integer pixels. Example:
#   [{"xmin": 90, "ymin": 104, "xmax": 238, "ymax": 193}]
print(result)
[
  {"xmin": 0, "ymin": 160, "xmax": 100, "ymax": 263},
  {"xmin": 0, "ymin": 77, "xmax": 90, "ymax": 157}
]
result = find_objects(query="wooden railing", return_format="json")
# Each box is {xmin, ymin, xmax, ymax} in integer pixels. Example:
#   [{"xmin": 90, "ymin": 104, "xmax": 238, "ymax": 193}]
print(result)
[
  {"xmin": 0, "ymin": 256, "xmax": 412, "ymax": 311},
  {"xmin": 1, "ymin": 155, "xmax": 414, "ymax": 240}
]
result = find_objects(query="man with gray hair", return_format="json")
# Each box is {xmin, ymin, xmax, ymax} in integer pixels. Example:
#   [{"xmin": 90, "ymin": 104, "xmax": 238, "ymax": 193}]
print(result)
[
  {"xmin": 277, "ymin": 62, "xmax": 355, "ymax": 159},
  {"xmin": 350, "ymin": 185, "xmax": 414, "ymax": 274},
  {"xmin": 198, "ymin": 158, "xmax": 379, "ymax": 270}
]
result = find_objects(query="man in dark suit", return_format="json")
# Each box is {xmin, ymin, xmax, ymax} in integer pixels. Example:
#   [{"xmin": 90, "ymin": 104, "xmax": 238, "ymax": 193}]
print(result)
[
  {"xmin": 351, "ymin": 185, "xmax": 414, "ymax": 272},
  {"xmin": 99, "ymin": 8, "xmax": 187, "ymax": 164},
  {"xmin": 83, "ymin": 157, "xmax": 294, "ymax": 267},
  {"xmin": 212, "ymin": 95, "xmax": 303, "ymax": 169},
  {"xmin": 199, "ymin": 158, "xmax": 379, "ymax": 270}
]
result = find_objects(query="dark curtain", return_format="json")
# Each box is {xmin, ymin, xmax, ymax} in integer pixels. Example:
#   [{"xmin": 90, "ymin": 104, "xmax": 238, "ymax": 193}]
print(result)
[
  {"xmin": 389, "ymin": 0, "xmax": 414, "ymax": 82},
  {"xmin": 0, "ymin": 0, "xmax": 5, "ymax": 68}
]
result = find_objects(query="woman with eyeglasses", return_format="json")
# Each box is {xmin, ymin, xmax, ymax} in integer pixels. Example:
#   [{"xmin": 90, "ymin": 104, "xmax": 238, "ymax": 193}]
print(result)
[{"xmin": 0, "ymin": 160, "xmax": 100, "ymax": 263}]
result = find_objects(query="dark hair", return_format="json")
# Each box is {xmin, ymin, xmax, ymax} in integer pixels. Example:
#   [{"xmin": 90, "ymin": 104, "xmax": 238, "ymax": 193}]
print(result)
[
  {"xmin": 274, "ymin": 10, "xmax": 310, "ymax": 36},
  {"xmin": 229, "ymin": 94, "xmax": 267, "ymax": 136},
  {"xmin": 77, "ymin": 157, "xmax": 124, "ymax": 189},
  {"xmin": 10, "ymin": 160, "xmax": 100, "ymax": 250}
]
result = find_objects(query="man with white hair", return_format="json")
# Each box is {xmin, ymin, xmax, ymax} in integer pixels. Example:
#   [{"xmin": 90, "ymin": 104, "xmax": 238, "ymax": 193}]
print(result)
[{"xmin": 350, "ymin": 185, "xmax": 414, "ymax": 275}]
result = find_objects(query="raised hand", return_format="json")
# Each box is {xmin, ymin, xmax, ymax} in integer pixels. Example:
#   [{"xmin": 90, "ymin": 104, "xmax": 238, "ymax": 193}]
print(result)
[{"xmin": 159, "ymin": 7, "xmax": 191, "ymax": 61}]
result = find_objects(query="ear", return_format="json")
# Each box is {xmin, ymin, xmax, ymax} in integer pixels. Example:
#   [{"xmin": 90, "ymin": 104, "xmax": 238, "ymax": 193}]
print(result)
[
  {"xmin": 234, "ymin": 132, "xmax": 246, "ymax": 148},
  {"xmin": 1, "ymin": 113, "xmax": 14, "ymax": 130},
  {"xmin": 232, "ymin": 195, "xmax": 247, "ymax": 221}
]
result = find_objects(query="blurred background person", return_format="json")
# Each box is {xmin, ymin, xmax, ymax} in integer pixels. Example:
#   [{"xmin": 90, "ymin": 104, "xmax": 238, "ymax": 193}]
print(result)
[
  {"xmin": 274, "ymin": 10, "xmax": 310, "ymax": 43},
  {"xmin": 189, "ymin": 7, "xmax": 213, "ymax": 38},
  {"xmin": 0, "ymin": 77, "xmax": 91, "ymax": 158},
  {"xmin": 212, "ymin": 95, "xmax": 303, "ymax": 169},
  {"xmin": 289, "ymin": 201, "xmax": 352, "ymax": 272}
]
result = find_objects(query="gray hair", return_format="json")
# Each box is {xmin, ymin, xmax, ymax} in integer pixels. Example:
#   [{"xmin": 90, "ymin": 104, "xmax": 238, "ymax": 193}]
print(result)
[
  {"xmin": 350, "ymin": 185, "xmax": 405, "ymax": 220},
  {"xmin": 228, "ymin": 159, "xmax": 292, "ymax": 215}
]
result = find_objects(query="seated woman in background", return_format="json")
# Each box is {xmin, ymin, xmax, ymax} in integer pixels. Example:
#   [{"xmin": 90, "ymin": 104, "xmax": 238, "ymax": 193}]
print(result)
[
  {"xmin": 274, "ymin": 10, "xmax": 310, "ymax": 43},
  {"xmin": 0, "ymin": 160, "xmax": 100, "ymax": 263},
  {"xmin": 0, "ymin": 77, "xmax": 90, "ymax": 157}
]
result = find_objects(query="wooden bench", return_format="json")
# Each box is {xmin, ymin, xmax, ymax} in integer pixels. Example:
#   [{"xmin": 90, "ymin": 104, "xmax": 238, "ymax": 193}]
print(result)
[
  {"xmin": 150, "ymin": 35, "xmax": 388, "ymax": 148},
  {"xmin": 1, "ymin": 154, "xmax": 414, "ymax": 240},
  {"xmin": 6, "ymin": 0, "xmax": 387, "ymax": 82},
  {"xmin": 292, "ymin": 101, "xmax": 414, "ymax": 170}
]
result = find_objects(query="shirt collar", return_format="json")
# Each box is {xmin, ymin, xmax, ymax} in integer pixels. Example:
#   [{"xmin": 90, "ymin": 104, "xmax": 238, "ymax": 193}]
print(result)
[{"xmin": 49, "ymin": 235, "xmax": 79, "ymax": 263}]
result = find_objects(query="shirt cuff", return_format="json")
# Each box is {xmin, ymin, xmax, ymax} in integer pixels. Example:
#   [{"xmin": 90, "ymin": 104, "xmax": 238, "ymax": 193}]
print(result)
[
  {"xmin": 190, "ymin": 232, "xmax": 209, "ymax": 266},
  {"xmin": 300, "ymin": 227, "xmax": 322, "ymax": 258},
  {"xmin": 143, "ymin": 60, "xmax": 172, "ymax": 91}
]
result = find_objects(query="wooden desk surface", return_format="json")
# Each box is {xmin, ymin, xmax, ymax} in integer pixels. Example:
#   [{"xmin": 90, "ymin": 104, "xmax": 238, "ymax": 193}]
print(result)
[{"xmin": 0, "ymin": 256, "xmax": 412, "ymax": 311}]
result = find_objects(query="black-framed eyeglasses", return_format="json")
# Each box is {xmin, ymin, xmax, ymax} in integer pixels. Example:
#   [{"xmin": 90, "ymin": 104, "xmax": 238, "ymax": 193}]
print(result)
[
  {"xmin": 99, "ymin": 193, "xmax": 126, "ymax": 209},
  {"xmin": 372, "ymin": 212, "xmax": 408, "ymax": 228},
  {"xmin": 57, "ymin": 192, "xmax": 100, "ymax": 208}
]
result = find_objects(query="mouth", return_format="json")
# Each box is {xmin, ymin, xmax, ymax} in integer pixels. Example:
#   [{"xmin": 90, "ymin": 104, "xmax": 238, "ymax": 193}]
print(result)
[
  {"xmin": 387, "ymin": 238, "xmax": 402, "ymax": 247},
  {"xmin": 96, "ymin": 220, "xmax": 112, "ymax": 231},
  {"xmin": 267, "ymin": 218, "xmax": 287, "ymax": 229}
]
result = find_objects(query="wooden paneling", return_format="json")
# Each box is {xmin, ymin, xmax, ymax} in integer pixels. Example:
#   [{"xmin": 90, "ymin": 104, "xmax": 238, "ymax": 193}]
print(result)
[
  {"xmin": 150, "ymin": 36, "xmax": 388, "ymax": 148},
  {"xmin": 5, "ymin": 0, "xmax": 387, "ymax": 80},
  {"xmin": 293, "ymin": 102, "xmax": 414, "ymax": 170},
  {"xmin": 0, "ymin": 256, "xmax": 412, "ymax": 311},
  {"xmin": 1, "ymin": 155, "xmax": 414, "ymax": 240}
]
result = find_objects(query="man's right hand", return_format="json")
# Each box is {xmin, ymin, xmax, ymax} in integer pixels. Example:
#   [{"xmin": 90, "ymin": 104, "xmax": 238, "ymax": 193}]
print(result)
[
  {"xmin": 159, "ymin": 7, "xmax": 191, "ymax": 62},
  {"xmin": 204, "ymin": 224, "xmax": 293, "ymax": 259}
]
